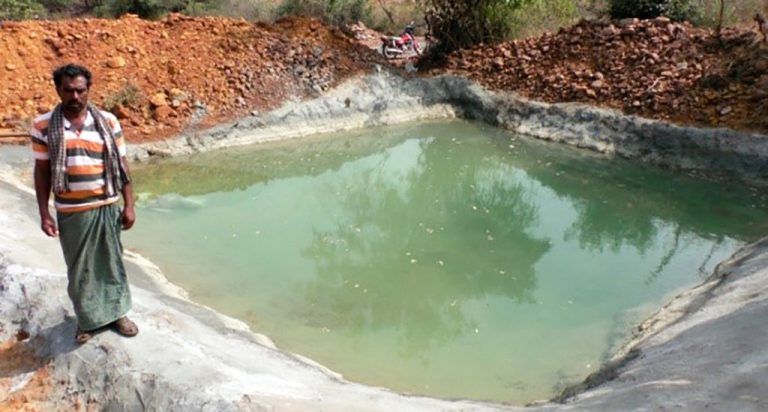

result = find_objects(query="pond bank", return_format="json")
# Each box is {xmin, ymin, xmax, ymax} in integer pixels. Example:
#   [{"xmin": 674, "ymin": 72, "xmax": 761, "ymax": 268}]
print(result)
[
  {"xmin": 134, "ymin": 71, "xmax": 768, "ymax": 189},
  {"xmin": 1, "ymin": 71, "xmax": 768, "ymax": 410}
]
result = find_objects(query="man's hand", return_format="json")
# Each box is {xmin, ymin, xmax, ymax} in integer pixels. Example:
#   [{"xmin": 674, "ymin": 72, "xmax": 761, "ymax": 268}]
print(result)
[
  {"xmin": 41, "ymin": 214, "xmax": 58, "ymax": 237},
  {"xmin": 121, "ymin": 206, "xmax": 136, "ymax": 230}
]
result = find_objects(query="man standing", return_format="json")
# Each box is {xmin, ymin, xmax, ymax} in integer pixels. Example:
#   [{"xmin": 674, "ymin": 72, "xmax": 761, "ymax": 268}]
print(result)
[{"xmin": 31, "ymin": 63, "xmax": 139, "ymax": 344}]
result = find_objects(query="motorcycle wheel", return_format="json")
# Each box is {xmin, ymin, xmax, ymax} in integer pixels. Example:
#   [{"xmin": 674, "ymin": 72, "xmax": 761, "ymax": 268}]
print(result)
[{"xmin": 381, "ymin": 45, "xmax": 397, "ymax": 59}]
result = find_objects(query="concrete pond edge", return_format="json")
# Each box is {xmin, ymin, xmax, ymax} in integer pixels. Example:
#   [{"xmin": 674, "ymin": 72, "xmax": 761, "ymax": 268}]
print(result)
[{"xmin": 134, "ymin": 69, "xmax": 768, "ymax": 190}]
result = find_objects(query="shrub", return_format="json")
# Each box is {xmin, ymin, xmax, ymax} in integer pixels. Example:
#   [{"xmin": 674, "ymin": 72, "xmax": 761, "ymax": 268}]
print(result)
[
  {"xmin": 38, "ymin": 0, "xmax": 75, "ymax": 13},
  {"xmin": 0, "ymin": 0, "xmax": 46, "ymax": 19},
  {"xmin": 185, "ymin": 0, "xmax": 276, "ymax": 21},
  {"xmin": 608, "ymin": 0, "xmax": 699, "ymax": 22},
  {"xmin": 685, "ymin": 0, "xmax": 762, "ymax": 29},
  {"xmin": 424, "ymin": 0, "xmax": 534, "ymax": 55},
  {"xmin": 367, "ymin": 0, "xmax": 423, "ymax": 34},
  {"xmin": 97, "ymin": 0, "xmax": 188, "ymax": 18},
  {"xmin": 276, "ymin": 0, "xmax": 371, "ymax": 27},
  {"xmin": 508, "ymin": 0, "xmax": 579, "ymax": 39},
  {"xmin": 103, "ymin": 82, "xmax": 144, "ymax": 111}
]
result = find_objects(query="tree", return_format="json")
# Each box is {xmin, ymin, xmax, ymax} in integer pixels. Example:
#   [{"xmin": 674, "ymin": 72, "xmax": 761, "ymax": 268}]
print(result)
[
  {"xmin": 608, "ymin": 0, "xmax": 699, "ymax": 22},
  {"xmin": 0, "ymin": 0, "xmax": 46, "ymax": 19},
  {"xmin": 424, "ymin": 0, "xmax": 534, "ymax": 56}
]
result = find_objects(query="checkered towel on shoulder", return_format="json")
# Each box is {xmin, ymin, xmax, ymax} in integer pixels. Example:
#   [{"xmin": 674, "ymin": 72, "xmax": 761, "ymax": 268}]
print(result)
[{"xmin": 48, "ymin": 104, "xmax": 130, "ymax": 196}]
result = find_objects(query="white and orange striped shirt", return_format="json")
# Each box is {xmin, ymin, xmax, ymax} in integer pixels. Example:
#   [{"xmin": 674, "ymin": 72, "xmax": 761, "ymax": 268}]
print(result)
[{"xmin": 30, "ymin": 110, "xmax": 127, "ymax": 213}]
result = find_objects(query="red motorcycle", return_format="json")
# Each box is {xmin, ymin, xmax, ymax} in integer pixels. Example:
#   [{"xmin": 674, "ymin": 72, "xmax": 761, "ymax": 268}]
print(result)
[{"xmin": 380, "ymin": 24, "xmax": 422, "ymax": 59}]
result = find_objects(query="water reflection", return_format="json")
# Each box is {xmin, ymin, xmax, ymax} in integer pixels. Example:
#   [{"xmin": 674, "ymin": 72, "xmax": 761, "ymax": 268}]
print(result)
[
  {"xmin": 301, "ymin": 137, "xmax": 549, "ymax": 354},
  {"xmin": 125, "ymin": 120, "xmax": 768, "ymax": 402},
  {"xmin": 505, "ymin": 137, "xmax": 768, "ymax": 248},
  {"xmin": 132, "ymin": 128, "xmax": 416, "ymax": 197},
  {"xmin": 504, "ymin": 138, "xmax": 767, "ymax": 287}
]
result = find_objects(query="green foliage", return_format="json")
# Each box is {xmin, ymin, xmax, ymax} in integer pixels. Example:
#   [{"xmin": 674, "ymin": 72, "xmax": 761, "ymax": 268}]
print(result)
[
  {"xmin": 665, "ymin": 0, "xmax": 701, "ymax": 22},
  {"xmin": 184, "ymin": 0, "xmax": 275, "ymax": 20},
  {"xmin": 276, "ymin": 0, "xmax": 371, "ymax": 26},
  {"xmin": 608, "ymin": 0, "xmax": 699, "ymax": 22},
  {"xmin": 0, "ymin": 0, "xmax": 46, "ymax": 19},
  {"xmin": 277, "ymin": 0, "xmax": 323, "ymax": 17},
  {"xmin": 685, "ymin": 0, "xmax": 762, "ymax": 29},
  {"xmin": 37, "ymin": 0, "xmax": 76, "ymax": 13},
  {"xmin": 97, "ymin": 0, "xmax": 189, "ymax": 18},
  {"xmin": 424, "ymin": 0, "xmax": 534, "ymax": 55},
  {"xmin": 326, "ymin": 0, "xmax": 368, "ymax": 26},
  {"xmin": 508, "ymin": 0, "xmax": 578, "ymax": 38}
]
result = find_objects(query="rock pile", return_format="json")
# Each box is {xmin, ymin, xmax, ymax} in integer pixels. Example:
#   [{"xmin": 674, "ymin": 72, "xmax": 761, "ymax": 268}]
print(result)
[
  {"xmin": 438, "ymin": 17, "xmax": 768, "ymax": 133},
  {"xmin": 0, "ymin": 14, "xmax": 384, "ymax": 141}
]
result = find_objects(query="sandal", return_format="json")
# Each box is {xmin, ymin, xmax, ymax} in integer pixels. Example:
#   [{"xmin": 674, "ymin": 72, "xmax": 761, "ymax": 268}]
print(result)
[
  {"xmin": 113, "ymin": 317, "xmax": 139, "ymax": 337},
  {"xmin": 75, "ymin": 328, "xmax": 93, "ymax": 344}
]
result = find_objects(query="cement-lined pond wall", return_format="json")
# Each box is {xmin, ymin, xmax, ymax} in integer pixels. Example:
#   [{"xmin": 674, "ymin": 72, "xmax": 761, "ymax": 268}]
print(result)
[{"xmin": 135, "ymin": 71, "xmax": 768, "ymax": 190}]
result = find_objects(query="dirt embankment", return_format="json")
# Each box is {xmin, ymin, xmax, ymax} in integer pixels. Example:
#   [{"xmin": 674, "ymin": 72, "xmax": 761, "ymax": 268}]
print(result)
[
  {"xmin": 0, "ymin": 14, "xmax": 384, "ymax": 142},
  {"xmin": 1, "ymin": 15, "xmax": 766, "ymax": 143},
  {"xmin": 431, "ymin": 17, "xmax": 768, "ymax": 134}
]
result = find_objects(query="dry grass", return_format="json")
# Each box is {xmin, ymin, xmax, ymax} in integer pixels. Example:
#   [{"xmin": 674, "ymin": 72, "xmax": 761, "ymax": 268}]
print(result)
[
  {"xmin": 366, "ymin": 0, "xmax": 423, "ymax": 33},
  {"xmin": 693, "ymin": 0, "xmax": 768, "ymax": 29}
]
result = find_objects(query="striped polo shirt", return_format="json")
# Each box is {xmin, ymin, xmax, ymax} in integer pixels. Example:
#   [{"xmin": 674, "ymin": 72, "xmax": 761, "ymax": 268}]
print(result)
[{"xmin": 30, "ymin": 110, "xmax": 127, "ymax": 213}]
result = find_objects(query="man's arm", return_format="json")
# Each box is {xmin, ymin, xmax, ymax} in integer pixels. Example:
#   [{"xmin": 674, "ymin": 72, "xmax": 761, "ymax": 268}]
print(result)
[
  {"xmin": 34, "ymin": 159, "xmax": 58, "ymax": 237},
  {"xmin": 120, "ymin": 157, "xmax": 135, "ymax": 230}
]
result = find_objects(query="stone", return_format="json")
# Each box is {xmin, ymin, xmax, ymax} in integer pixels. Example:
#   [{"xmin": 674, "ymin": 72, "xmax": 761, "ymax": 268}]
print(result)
[
  {"xmin": 618, "ymin": 18, "xmax": 639, "ymax": 27},
  {"xmin": 107, "ymin": 57, "xmax": 127, "ymax": 69},
  {"xmin": 112, "ymin": 104, "xmax": 131, "ymax": 119},
  {"xmin": 149, "ymin": 92, "xmax": 169, "ymax": 107},
  {"xmin": 153, "ymin": 105, "xmax": 174, "ymax": 121},
  {"xmin": 168, "ymin": 88, "xmax": 188, "ymax": 103}
]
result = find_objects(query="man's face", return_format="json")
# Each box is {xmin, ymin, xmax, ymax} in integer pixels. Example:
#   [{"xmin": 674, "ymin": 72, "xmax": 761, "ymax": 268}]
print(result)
[{"xmin": 56, "ymin": 75, "xmax": 89, "ymax": 113}]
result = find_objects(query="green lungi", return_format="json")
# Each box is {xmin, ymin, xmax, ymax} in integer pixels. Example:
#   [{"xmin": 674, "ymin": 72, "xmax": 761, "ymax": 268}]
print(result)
[{"xmin": 57, "ymin": 203, "xmax": 132, "ymax": 331}]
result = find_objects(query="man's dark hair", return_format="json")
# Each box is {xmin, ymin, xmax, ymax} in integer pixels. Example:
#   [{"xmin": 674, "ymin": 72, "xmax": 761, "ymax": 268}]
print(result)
[{"xmin": 53, "ymin": 64, "xmax": 92, "ymax": 88}]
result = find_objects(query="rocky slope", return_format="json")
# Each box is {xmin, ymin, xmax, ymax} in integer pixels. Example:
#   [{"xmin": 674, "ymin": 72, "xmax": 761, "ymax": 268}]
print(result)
[
  {"xmin": 432, "ymin": 17, "xmax": 768, "ymax": 134},
  {"xmin": 0, "ymin": 14, "xmax": 384, "ymax": 142}
]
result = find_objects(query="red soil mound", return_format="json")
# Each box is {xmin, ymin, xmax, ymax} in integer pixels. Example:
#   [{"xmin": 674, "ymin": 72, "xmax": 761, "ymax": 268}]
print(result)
[
  {"xmin": 0, "ymin": 14, "xmax": 384, "ymax": 142},
  {"xmin": 432, "ymin": 17, "xmax": 768, "ymax": 134}
]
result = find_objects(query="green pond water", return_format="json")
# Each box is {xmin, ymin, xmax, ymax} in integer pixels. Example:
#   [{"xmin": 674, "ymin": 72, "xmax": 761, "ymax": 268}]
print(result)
[{"xmin": 123, "ymin": 120, "xmax": 768, "ymax": 403}]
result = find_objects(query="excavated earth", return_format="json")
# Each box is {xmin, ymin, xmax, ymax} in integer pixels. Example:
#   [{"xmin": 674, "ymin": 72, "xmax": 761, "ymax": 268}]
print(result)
[
  {"xmin": 1, "ymin": 15, "xmax": 767, "ymax": 143},
  {"xmin": 2, "ymin": 13, "xmax": 768, "ymax": 411},
  {"xmin": 0, "ymin": 14, "xmax": 385, "ymax": 142},
  {"xmin": 432, "ymin": 17, "xmax": 768, "ymax": 134}
]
